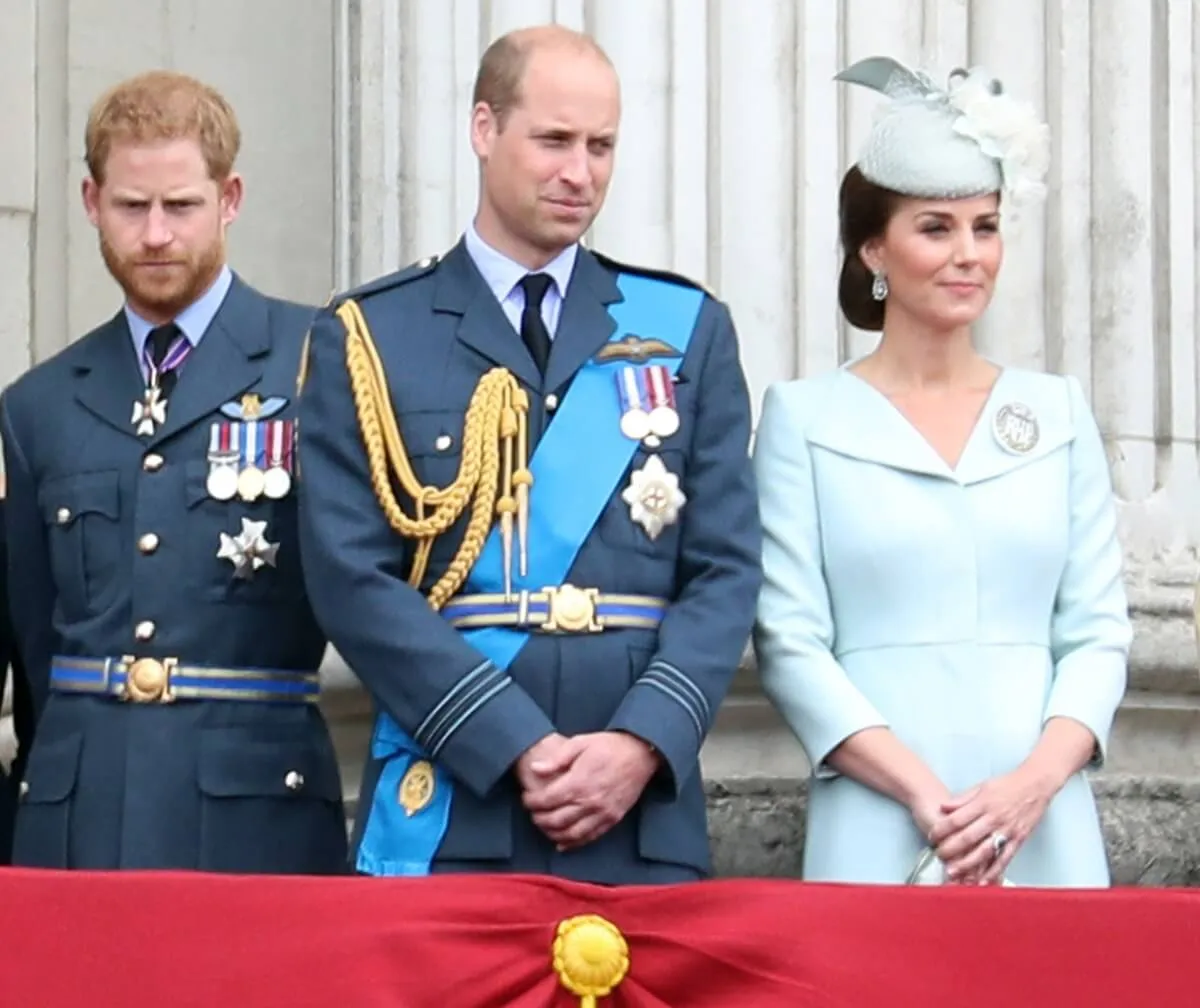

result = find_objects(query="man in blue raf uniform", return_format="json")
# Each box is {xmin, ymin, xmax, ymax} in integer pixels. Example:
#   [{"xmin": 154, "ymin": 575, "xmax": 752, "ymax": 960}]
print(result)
[
  {"xmin": 0, "ymin": 71, "xmax": 347, "ymax": 872},
  {"xmin": 298, "ymin": 25, "xmax": 761, "ymax": 884}
]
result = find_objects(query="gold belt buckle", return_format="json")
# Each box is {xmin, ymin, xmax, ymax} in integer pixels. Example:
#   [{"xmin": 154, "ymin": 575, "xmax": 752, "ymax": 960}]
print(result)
[
  {"xmin": 120, "ymin": 655, "xmax": 178, "ymax": 703},
  {"xmin": 542, "ymin": 584, "xmax": 602, "ymax": 633}
]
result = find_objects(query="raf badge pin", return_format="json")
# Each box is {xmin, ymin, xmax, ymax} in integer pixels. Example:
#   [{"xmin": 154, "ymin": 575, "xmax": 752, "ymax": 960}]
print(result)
[
  {"xmin": 219, "ymin": 392, "xmax": 288, "ymax": 421},
  {"xmin": 399, "ymin": 760, "xmax": 435, "ymax": 817},
  {"xmin": 992, "ymin": 402, "xmax": 1039, "ymax": 455},
  {"xmin": 217, "ymin": 517, "xmax": 279, "ymax": 579},
  {"xmin": 594, "ymin": 334, "xmax": 682, "ymax": 364},
  {"xmin": 622, "ymin": 454, "xmax": 686, "ymax": 541}
]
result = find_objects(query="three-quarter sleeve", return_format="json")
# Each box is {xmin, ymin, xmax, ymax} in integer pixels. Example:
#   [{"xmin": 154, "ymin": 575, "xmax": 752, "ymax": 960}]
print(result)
[
  {"xmin": 752, "ymin": 382, "xmax": 887, "ymax": 775},
  {"xmin": 1043, "ymin": 376, "xmax": 1132, "ymax": 766}
]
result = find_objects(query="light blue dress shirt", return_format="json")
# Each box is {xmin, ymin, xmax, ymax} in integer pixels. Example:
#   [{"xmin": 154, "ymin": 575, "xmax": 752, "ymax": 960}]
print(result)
[
  {"xmin": 463, "ymin": 222, "xmax": 577, "ymax": 338},
  {"xmin": 125, "ymin": 264, "xmax": 233, "ymax": 380}
]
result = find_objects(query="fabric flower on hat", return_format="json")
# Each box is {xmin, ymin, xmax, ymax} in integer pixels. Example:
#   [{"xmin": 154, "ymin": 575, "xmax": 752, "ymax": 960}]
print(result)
[{"xmin": 946, "ymin": 70, "xmax": 1051, "ymax": 204}]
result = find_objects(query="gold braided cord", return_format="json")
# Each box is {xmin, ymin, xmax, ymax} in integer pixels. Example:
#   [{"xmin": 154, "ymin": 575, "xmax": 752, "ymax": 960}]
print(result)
[{"xmin": 337, "ymin": 298, "xmax": 526, "ymax": 610}]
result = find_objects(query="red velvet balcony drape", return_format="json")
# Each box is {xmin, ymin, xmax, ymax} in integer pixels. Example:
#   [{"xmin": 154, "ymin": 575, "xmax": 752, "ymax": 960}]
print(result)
[{"xmin": 0, "ymin": 869, "xmax": 1195, "ymax": 1007}]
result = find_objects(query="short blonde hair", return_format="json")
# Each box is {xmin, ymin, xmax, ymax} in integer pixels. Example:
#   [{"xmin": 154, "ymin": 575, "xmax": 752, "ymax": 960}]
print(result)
[{"xmin": 85, "ymin": 70, "xmax": 241, "ymax": 184}]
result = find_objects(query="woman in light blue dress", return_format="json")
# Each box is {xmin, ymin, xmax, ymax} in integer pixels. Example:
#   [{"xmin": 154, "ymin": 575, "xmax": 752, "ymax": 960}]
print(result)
[{"xmin": 753, "ymin": 57, "xmax": 1131, "ymax": 887}]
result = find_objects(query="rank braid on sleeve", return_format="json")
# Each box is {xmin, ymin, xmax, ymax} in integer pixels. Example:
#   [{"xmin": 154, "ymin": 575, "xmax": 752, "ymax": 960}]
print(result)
[{"xmin": 335, "ymin": 296, "xmax": 532, "ymax": 608}]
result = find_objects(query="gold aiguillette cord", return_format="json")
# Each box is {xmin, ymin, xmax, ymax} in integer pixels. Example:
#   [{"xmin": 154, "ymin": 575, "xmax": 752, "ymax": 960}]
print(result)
[
  {"xmin": 511, "ymin": 388, "xmax": 532, "ymax": 579},
  {"xmin": 497, "ymin": 386, "xmax": 518, "ymax": 599}
]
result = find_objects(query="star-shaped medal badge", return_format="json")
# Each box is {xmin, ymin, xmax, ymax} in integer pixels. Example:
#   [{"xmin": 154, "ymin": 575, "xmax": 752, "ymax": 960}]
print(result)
[
  {"xmin": 621, "ymin": 454, "xmax": 686, "ymax": 541},
  {"xmin": 217, "ymin": 517, "xmax": 280, "ymax": 579},
  {"xmin": 131, "ymin": 386, "xmax": 167, "ymax": 436}
]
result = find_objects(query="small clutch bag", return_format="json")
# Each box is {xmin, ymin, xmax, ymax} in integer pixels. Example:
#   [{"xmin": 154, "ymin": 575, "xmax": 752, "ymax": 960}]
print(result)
[{"xmin": 907, "ymin": 846, "xmax": 1015, "ymax": 886}]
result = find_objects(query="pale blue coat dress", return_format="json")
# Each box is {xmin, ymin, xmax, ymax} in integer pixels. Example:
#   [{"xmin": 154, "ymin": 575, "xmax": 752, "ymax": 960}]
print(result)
[{"xmin": 752, "ymin": 366, "xmax": 1131, "ymax": 887}]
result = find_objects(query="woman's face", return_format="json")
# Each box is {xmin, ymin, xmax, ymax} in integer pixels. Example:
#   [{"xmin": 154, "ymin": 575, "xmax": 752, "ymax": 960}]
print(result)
[{"xmin": 861, "ymin": 194, "xmax": 1003, "ymax": 332}]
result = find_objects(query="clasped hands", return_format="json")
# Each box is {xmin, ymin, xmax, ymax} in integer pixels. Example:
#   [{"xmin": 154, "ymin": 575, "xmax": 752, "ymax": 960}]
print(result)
[
  {"xmin": 912, "ymin": 766, "xmax": 1057, "ymax": 885},
  {"xmin": 515, "ymin": 730, "xmax": 660, "ymax": 852}
]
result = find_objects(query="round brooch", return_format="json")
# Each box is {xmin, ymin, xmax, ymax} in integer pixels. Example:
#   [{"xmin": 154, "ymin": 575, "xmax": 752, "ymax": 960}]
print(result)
[{"xmin": 992, "ymin": 402, "xmax": 1039, "ymax": 455}]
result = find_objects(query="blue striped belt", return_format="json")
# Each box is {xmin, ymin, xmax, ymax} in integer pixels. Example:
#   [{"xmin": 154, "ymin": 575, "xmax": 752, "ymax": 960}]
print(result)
[
  {"xmin": 50, "ymin": 656, "xmax": 320, "ymax": 705},
  {"xmin": 440, "ymin": 585, "xmax": 667, "ymax": 634}
]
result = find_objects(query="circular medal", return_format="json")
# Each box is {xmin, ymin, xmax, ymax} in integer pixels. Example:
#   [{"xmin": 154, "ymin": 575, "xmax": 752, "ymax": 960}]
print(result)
[
  {"xmin": 263, "ymin": 466, "xmax": 292, "ymax": 500},
  {"xmin": 206, "ymin": 466, "xmax": 238, "ymax": 502},
  {"xmin": 399, "ymin": 760, "xmax": 435, "ymax": 816},
  {"xmin": 647, "ymin": 405, "xmax": 680, "ymax": 439},
  {"xmin": 992, "ymin": 402, "xmax": 1039, "ymax": 455},
  {"xmin": 237, "ymin": 465, "xmax": 266, "ymax": 502},
  {"xmin": 619, "ymin": 408, "xmax": 651, "ymax": 441}
]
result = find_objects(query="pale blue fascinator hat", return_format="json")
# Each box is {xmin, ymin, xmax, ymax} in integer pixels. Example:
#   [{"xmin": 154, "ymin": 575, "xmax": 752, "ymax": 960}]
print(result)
[{"xmin": 836, "ymin": 56, "xmax": 1051, "ymax": 205}]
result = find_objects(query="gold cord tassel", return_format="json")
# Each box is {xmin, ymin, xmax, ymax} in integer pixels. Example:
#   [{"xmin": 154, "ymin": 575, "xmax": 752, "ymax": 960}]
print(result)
[
  {"xmin": 337, "ymin": 298, "xmax": 530, "ymax": 610},
  {"xmin": 511, "ymin": 388, "xmax": 533, "ymax": 577},
  {"xmin": 497, "ymin": 386, "xmax": 518, "ymax": 598}
]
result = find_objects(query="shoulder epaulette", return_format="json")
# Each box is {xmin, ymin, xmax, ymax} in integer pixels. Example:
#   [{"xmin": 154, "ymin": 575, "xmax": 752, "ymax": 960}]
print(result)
[
  {"xmin": 333, "ymin": 253, "xmax": 442, "ymax": 307},
  {"xmin": 590, "ymin": 251, "xmax": 716, "ymax": 300}
]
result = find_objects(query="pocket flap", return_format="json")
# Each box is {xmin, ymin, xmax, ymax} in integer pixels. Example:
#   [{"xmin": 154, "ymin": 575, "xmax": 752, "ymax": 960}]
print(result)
[
  {"xmin": 22, "ymin": 733, "xmax": 83, "ymax": 804},
  {"xmin": 198, "ymin": 731, "xmax": 343, "ymax": 800},
  {"xmin": 184, "ymin": 460, "xmax": 212, "ymax": 508},
  {"xmin": 399, "ymin": 410, "xmax": 464, "ymax": 460},
  {"xmin": 38, "ymin": 471, "xmax": 120, "ymax": 525}
]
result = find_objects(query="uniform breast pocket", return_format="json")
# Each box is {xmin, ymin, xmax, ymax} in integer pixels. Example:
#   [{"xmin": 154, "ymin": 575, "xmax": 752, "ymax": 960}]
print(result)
[
  {"xmin": 396, "ymin": 409, "xmax": 471, "ymax": 561},
  {"xmin": 183, "ymin": 460, "xmax": 304, "ymax": 604},
  {"xmin": 38, "ymin": 470, "xmax": 123, "ymax": 616},
  {"xmin": 597, "ymin": 448, "xmax": 688, "ymax": 558}
]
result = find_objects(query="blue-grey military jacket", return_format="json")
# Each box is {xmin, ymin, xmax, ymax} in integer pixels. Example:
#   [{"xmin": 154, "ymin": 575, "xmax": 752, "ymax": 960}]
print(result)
[
  {"xmin": 0, "ymin": 274, "xmax": 347, "ymax": 872},
  {"xmin": 298, "ymin": 241, "xmax": 761, "ymax": 884}
]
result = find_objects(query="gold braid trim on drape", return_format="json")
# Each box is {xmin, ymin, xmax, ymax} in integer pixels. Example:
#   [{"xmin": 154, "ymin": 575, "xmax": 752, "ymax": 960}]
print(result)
[{"xmin": 336, "ymin": 298, "xmax": 528, "ymax": 610}]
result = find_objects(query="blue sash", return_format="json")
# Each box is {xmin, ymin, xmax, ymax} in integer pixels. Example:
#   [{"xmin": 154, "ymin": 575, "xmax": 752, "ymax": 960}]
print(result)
[{"xmin": 356, "ymin": 274, "xmax": 705, "ymax": 876}]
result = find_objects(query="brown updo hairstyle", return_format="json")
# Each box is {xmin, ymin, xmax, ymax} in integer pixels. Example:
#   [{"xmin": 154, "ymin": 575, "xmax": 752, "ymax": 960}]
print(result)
[{"xmin": 837, "ymin": 166, "xmax": 902, "ymax": 331}]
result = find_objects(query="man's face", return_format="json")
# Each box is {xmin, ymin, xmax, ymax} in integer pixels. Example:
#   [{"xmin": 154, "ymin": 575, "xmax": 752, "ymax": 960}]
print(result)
[
  {"xmin": 83, "ymin": 137, "xmax": 242, "ymax": 322},
  {"xmin": 472, "ymin": 46, "xmax": 620, "ymax": 266}
]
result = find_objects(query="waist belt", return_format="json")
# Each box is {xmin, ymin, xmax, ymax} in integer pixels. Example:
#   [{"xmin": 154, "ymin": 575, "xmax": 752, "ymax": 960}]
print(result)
[
  {"xmin": 440, "ymin": 585, "xmax": 667, "ymax": 634},
  {"xmin": 50, "ymin": 656, "xmax": 320, "ymax": 705}
]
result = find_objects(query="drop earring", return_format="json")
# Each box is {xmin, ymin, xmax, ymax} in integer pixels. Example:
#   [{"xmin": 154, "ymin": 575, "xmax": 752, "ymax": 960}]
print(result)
[{"xmin": 871, "ymin": 270, "xmax": 889, "ymax": 301}]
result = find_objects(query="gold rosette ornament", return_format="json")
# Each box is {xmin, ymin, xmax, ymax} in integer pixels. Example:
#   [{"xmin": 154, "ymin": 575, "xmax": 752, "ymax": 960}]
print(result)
[{"xmin": 552, "ymin": 915, "xmax": 630, "ymax": 1007}]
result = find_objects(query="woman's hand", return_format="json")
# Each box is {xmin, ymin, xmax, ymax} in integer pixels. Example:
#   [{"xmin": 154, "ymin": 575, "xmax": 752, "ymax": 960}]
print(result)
[
  {"xmin": 908, "ymin": 787, "xmax": 953, "ymax": 843},
  {"xmin": 929, "ymin": 767, "xmax": 1058, "ymax": 884}
]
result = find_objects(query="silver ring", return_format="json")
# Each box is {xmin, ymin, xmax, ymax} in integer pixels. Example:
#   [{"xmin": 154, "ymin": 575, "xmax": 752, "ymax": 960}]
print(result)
[{"xmin": 991, "ymin": 832, "xmax": 1009, "ymax": 856}]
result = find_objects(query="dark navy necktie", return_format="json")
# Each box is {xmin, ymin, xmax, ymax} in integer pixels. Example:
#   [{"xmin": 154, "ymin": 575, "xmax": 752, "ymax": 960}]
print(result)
[{"xmin": 518, "ymin": 273, "xmax": 553, "ymax": 375}]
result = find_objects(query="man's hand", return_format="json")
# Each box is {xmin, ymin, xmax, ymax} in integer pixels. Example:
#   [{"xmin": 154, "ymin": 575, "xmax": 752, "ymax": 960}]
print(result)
[
  {"xmin": 521, "ymin": 731, "xmax": 659, "ymax": 851},
  {"xmin": 514, "ymin": 733, "xmax": 585, "ymax": 793}
]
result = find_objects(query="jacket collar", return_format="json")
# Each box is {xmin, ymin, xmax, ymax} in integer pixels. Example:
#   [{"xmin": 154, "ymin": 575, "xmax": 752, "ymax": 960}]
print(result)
[{"xmin": 806, "ymin": 367, "xmax": 1075, "ymax": 485}]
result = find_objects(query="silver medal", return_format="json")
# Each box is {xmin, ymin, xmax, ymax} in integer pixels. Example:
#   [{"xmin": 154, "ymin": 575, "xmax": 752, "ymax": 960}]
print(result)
[
  {"xmin": 263, "ymin": 467, "xmax": 292, "ymax": 500},
  {"xmin": 206, "ymin": 463, "xmax": 239, "ymax": 501},
  {"xmin": 619, "ymin": 408, "xmax": 651, "ymax": 442}
]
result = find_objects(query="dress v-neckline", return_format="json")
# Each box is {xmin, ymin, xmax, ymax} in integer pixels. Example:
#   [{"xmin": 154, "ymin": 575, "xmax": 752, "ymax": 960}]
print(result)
[{"xmin": 841, "ymin": 365, "xmax": 1006, "ymax": 476}]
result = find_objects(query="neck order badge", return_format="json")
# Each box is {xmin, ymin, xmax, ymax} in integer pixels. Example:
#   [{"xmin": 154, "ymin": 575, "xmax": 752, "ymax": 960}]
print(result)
[
  {"xmin": 133, "ymin": 326, "xmax": 191, "ymax": 436},
  {"xmin": 355, "ymin": 273, "xmax": 705, "ymax": 877}
]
